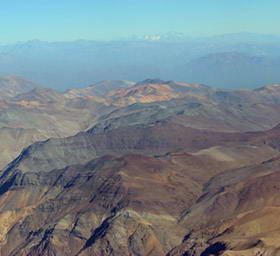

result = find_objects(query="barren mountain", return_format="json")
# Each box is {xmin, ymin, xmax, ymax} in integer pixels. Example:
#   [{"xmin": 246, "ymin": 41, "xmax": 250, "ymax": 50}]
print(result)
[
  {"xmin": 65, "ymin": 80, "xmax": 136, "ymax": 98},
  {"xmin": 88, "ymin": 80, "xmax": 280, "ymax": 133},
  {"xmin": 0, "ymin": 75, "xmax": 38, "ymax": 99},
  {"xmin": 0, "ymin": 85, "xmax": 114, "ymax": 169},
  {"xmin": 107, "ymin": 79, "xmax": 211, "ymax": 106},
  {"xmin": 2, "ymin": 77, "xmax": 280, "ymax": 255},
  {"xmin": 0, "ymin": 139, "xmax": 277, "ymax": 256}
]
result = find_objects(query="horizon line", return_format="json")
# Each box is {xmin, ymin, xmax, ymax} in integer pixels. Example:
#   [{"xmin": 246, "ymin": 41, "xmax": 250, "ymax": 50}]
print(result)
[{"xmin": 2, "ymin": 31, "xmax": 280, "ymax": 45}]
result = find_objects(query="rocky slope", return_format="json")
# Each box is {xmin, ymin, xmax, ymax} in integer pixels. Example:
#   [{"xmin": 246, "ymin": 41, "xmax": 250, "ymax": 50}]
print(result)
[
  {"xmin": 106, "ymin": 79, "xmax": 211, "ymax": 106},
  {"xmin": 169, "ymin": 158, "xmax": 280, "ymax": 255},
  {"xmin": 65, "ymin": 80, "xmax": 136, "ymax": 98},
  {"xmin": 0, "ymin": 143, "xmax": 277, "ymax": 256},
  {"xmin": 86, "ymin": 79, "xmax": 280, "ymax": 134},
  {"xmin": 2, "ymin": 77, "xmax": 280, "ymax": 255},
  {"xmin": 0, "ymin": 85, "xmax": 113, "ymax": 169},
  {"xmin": 1, "ymin": 120, "xmax": 253, "ymax": 175},
  {"xmin": 0, "ymin": 117, "xmax": 280, "ymax": 255},
  {"xmin": 0, "ymin": 75, "xmax": 38, "ymax": 99},
  {"xmin": 4, "ymin": 77, "xmax": 280, "ymax": 171}
]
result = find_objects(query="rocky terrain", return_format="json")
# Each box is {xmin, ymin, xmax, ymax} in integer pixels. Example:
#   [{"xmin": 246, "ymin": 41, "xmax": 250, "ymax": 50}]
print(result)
[
  {"xmin": 0, "ymin": 77, "xmax": 116, "ymax": 168},
  {"xmin": 0, "ymin": 75, "xmax": 38, "ymax": 99},
  {"xmin": 2, "ymin": 76, "xmax": 280, "ymax": 255}
]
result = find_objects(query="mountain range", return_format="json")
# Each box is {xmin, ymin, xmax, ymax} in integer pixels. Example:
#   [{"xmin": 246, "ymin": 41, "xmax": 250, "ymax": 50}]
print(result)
[
  {"xmin": 2, "ymin": 75, "xmax": 280, "ymax": 255},
  {"xmin": 1, "ymin": 33, "xmax": 280, "ymax": 90}
]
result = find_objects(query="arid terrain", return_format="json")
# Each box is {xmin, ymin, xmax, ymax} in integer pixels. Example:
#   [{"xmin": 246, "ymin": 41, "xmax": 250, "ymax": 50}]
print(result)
[{"xmin": 1, "ymin": 75, "xmax": 280, "ymax": 255}]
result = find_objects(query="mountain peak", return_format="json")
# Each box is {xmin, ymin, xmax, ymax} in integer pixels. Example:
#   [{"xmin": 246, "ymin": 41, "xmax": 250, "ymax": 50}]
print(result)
[
  {"xmin": 255, "ymin": 84, "xmax": 280, "ymax": 91},
  {"xmin": 136, "ymin": 78, "xmax": 167, "ymax": 86},
  {"xmin": 15, "ymin": 87, "xmax": 63, "ymax": 104}
]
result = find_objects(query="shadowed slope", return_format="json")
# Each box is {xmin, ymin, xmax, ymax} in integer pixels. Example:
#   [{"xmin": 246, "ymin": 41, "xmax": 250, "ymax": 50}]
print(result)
[{"xmin": 0, "ymin": 142, "xmax": 277, "ymax": 256}]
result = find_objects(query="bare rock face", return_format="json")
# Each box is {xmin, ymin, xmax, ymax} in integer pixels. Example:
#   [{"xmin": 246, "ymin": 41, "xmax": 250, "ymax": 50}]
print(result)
[
  {"xmin": 0, "ymin": 83, "xmax": 113, "ymax": 169},
  {"xmin": 168, "ymin": 155, "xmax": 280, "ymax": 256},
  {"xmin": 0, "ymin": 154, "xmax": 198, "ymax": 256},
  {"xmin": 3, "ymin": 77, "xmax": 280, "ymax": 173},
  {"xmin": 0, "ymin": 141, "xmax": 277, "ymax": 256},
  {"xmin": 3, "ymin": 77, "xmax": 280, "ymax": 255},
  {"xmin": 2, "ymin": 121, "xmax": 253, "ymax": 175}
]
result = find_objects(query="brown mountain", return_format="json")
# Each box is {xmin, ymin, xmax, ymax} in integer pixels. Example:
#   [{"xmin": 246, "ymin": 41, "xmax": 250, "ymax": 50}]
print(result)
[
  {"xmin": 107, "ymin": 79, "xmax": 211, "ymax": 106},
  {"xmin": 0, "ymin": 86, "xmax": 113, "ymax": 169},
  {"xmin": 0, "ymin": 116, "xmax": 280, "ymax": 255},
  {"xmin": 64, "ymin": 80, "xmax": 136, "ymax": 98},
  {"xmin": 2, "ymin": 77, "xmax": 280, "ymax": 255},
  {"xmin": 0, "ymin": 141, "xmax": 277, "ymax": 255}
]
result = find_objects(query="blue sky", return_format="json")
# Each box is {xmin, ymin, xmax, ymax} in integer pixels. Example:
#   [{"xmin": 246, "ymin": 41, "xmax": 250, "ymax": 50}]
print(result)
[{"xmin": 1, "ymin": 0, "xmax": 280, "ymax": 42}]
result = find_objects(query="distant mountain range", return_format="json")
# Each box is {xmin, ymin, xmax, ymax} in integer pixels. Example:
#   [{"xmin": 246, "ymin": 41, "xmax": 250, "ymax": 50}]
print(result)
[
  {"xmin": 180, "ymin": 52, "xmax": 280, "ymax": 89},
  {"xmin": 130, "ymin": 32, "xmax": 280, "ymax": 43},
  {"xmin": 1, "ymin": 33, "xmax": 280, "ymax": 90}
]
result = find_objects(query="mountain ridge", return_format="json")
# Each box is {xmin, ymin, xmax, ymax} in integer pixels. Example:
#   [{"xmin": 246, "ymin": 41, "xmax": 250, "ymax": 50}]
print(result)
[{"xmin": 1, "ymin": 76, "xmax": 280, "ymax": 255}]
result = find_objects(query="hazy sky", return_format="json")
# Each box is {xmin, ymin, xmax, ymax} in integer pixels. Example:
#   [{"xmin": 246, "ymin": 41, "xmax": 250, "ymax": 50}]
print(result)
[{"xmin": 1, "ymin": 0, "xmax": 280, "ymax": 42}]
